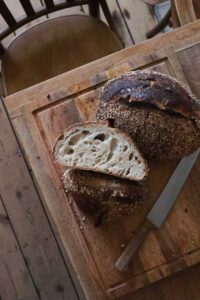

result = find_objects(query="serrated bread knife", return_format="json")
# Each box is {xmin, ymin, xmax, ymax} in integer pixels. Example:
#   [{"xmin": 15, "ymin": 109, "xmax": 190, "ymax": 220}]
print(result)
[{"xmin": 115, "ymin": 148, "xmax": 200, "ymax": 272}]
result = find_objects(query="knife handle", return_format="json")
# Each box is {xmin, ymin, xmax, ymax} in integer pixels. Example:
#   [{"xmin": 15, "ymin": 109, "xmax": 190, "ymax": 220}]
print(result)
[{"xmin": 115, "ymin": 219, "xmax": 153, "ymax": 272}]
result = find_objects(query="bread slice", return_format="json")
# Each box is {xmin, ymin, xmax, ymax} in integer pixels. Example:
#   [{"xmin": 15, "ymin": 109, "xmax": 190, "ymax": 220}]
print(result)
[{"xmin": 53, "ymin": 122, "xmax": 148, "ymax": 181}]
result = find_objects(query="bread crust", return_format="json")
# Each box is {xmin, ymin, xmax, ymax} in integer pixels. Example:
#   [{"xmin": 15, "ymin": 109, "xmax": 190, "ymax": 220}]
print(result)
[
  {"xmin": 63, "ymin": 169, "xmax": 147, "ymax": 226},
  {"xmin": 97, "ymin": 71, "xmax": 200, "ymax": 160}
]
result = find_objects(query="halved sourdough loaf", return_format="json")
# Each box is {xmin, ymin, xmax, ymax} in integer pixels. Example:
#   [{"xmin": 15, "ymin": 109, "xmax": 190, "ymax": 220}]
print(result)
[
  {"xmin": 64, "ymin": 169, "xmax": 147, "ymax": 226},
  {"xmin": 53, "ymin": 122, "xmax": 148, "ymax": 181},
  {"xmin": 96, "ymin": 71, "xmax": 200, "ymax": 160}
]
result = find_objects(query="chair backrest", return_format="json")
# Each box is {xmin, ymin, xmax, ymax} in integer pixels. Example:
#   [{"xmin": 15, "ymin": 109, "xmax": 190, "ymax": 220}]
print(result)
[{"xmin": 0, "ymin": 0, "xmax": 120, "ymax": 54}]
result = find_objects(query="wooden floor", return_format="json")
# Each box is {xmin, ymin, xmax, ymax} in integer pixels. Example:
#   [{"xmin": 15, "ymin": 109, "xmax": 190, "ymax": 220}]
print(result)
[{"xmin": 1, "ymin": 1, "xmax": 200, "ymax": 300}]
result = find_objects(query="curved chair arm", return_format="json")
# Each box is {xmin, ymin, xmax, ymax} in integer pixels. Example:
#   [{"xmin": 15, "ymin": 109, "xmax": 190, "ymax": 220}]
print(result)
[
  {"xmin": 146, "ymin": 8, "xmax": 171, "ymax": 39},
  {"xmin": 146, "ymin": 0, "xmax": 197, "ymax": 39},
  {"xmin": 174, "ymin": 0, "xmax": 196, "ymax": 26}
]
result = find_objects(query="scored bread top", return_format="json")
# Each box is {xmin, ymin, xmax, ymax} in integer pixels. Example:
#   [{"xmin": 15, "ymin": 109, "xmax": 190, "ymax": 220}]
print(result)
[
  {"xmin": 53, "ymin": 122, "xmax": 148, "ymax": 181},
  {"xmin": 99, "ymin": 70, "xmax": 200, "ymax": 128}
]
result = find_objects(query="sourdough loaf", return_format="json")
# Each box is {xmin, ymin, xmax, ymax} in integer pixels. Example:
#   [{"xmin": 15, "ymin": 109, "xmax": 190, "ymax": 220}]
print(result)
[
  {"xmin": 53, "ymin": 122, "xmax": 148, "ymax": 224},
  {"xmin": 96, "ymin": 71, "xmax": 200, "ymax": 160},
  {"xmin": 64, "ymin": 169, "xmax": 147, "ymax": 226}
]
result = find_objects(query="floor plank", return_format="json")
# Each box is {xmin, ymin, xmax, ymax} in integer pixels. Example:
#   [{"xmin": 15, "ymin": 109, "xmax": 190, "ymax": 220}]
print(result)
[
  {"xmin": 0, "ymin": 196, "xmax": 39, "ymax": 300},
  {"xmin": 0, "ymin": 100, "xmax": 79, "ymax": 300}
]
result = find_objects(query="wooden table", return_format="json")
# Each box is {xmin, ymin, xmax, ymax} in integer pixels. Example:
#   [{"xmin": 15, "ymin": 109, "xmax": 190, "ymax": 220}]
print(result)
[{"xmin": 2, "ymin": 20, "xmax": 200, "ymax": 300}]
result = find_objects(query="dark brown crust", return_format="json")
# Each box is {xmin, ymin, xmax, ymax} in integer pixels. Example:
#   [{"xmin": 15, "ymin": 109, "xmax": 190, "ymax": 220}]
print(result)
[
  {"xmin": 53, "ymin": 121, "xmax": 148, "ymax": 181},
  {"xmin": 97, "ymin": 71, "xmax": 200, "ymax": 160},
  {"xmin": 97, "ymin": 104, "xmax": 200, "ymax": 160},
  {"xmin": 99, "ymin": 71, "xmax": 200, "ymax": 123},
  {"xmin": 63, "ymin": 169, "xmax": 147, "ymax": 226}
]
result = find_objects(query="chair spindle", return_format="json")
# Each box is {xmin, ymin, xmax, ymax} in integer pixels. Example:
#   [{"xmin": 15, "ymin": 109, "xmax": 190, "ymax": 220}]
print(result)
[
  {"xmin": 19, "ymin": 0, "xmax": 35, "ymax": 17},
  {"xmin": 0, "ymin": 0, "xmax": 17, "ymax": 27},
  {"xmin": 44, "ymin": 0, "xmax": 55, "ymax": 9}
]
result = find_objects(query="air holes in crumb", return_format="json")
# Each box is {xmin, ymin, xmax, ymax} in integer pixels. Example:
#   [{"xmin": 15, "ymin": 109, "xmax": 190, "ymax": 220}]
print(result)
[
  {"xmin": 107, "ymin": 152, "xmax": 113, "ymax": 162},
  {"xmin": 65, "ymin": 148, "xmax": 74, "ymax": 155},
  {"xmin": 69, "ymin": 134, "xmax": 81, "ymax": 145},
  {"xmin": 110, "ymin": 138, "xmax": 118, "ymax": 152},
  {"xmin": 123, "ymin": 145, "xmax": 128, "ymax": 151},
  {"xmin": 126, "ymin": 168, "xmax": 130, "ymax": 175},
  {"xmin": 95, "ymin": 157, "xmax": 101, "ymax": 164},
  {"xmin": 129, "ymin": 153, "xmax": 134, "ymax": 160},
  {"xmin": 94, "ymin": 133, "xmax": 105, "ymax": 142}
]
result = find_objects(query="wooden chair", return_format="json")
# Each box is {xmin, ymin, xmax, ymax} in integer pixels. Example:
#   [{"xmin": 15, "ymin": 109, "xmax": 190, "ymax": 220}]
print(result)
[
  {"xmin": 146, "ymin": 0, "xmax": 199, "ymax": 39},
  {"xmin": 0, "ymin": 0, "xmax": 123, "ymax": 96}
]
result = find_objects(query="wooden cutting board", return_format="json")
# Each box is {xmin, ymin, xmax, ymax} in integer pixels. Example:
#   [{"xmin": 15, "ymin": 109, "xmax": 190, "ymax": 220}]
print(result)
[{"xmin": 5, "ymin": 20, "xmax": 200, "ymax": 300}]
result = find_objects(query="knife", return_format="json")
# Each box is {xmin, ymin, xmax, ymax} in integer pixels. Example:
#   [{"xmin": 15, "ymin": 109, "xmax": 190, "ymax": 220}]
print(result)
[{"xmin": 115, "ymin": 148, "xmax": 200, "ymax": 272}]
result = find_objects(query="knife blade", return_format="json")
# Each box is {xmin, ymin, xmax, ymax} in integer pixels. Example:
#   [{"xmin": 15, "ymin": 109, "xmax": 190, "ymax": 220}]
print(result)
[{"xmin": 115, "ymin": 148, "xmax": 200, "ymax": 272}]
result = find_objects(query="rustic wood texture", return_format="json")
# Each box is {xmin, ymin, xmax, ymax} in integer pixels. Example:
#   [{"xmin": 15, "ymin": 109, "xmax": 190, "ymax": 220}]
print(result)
[
  {"xmin": 0, "ymin": 100, "xmax": 79, "ymax": 300},
  {"xmin": 173, "ymin": 0, "xmax": 196, "ymax": 26},
  {"xmin": 193, "ymin": 0, "xmax": 200, "ymax": 19},
  {"xmin": 121, "ymin": 263, "xmax": 200, "ymax": 300},
  {"xmin": 5, "ymin": 20, "xmax": 200, "ymax": 299},
  {"xmin": 176, "ymin": 43, "xmax": 200, "ymax": 98},
  {"xmin": 0, "ymin": 195, "xmax": 39, "ymax": 300}
]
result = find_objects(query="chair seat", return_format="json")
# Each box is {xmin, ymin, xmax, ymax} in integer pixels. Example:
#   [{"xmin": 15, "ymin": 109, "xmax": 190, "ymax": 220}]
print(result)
[{"xmin": 2, "ymin": 15, "xmax": 122, "ymax": 95}]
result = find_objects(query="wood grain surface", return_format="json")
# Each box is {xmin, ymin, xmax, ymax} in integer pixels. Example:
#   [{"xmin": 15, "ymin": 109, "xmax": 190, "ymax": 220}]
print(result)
[
  {"xmin": 5, "ymin": 20, "xmax": 200, "ymax": 300},
  {"xmin": 0, "ymin": 100, "xmax": 79, "ymax": 300},
  {"xmin": 0, "ymin": 195, "xmax": 39, "ymax": 300}
]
